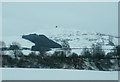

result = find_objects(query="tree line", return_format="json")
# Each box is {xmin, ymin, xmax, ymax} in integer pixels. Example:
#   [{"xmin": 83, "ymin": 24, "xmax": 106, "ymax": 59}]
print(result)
[{"xmin": 0, "ymin": 41, "xmax": 120, "ymax": 71}]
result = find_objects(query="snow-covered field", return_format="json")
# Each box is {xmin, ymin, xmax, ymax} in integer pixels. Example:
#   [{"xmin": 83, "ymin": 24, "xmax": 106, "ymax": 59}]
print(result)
[{"xmin": 2, "ymin": 68, "xmax": 118, "ymax": 80}]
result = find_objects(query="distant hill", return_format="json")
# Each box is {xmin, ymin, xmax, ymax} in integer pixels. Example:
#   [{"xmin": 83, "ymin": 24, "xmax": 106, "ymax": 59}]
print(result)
[{"xmin": 42, "ymin": 28, "xmax": 118, "ymax": 54}]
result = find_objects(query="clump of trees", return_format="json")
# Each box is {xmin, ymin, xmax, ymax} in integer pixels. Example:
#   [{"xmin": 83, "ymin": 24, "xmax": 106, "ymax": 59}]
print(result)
[
  {"xmin": 2, "ymin": 50, "xmax": 85, "ymax": 69},
  {"xmin": 81, "ymin": 43, "xmax": 120, "ymax": 71},
  {"xmin": 9, "ymin": 42, "xmax": 23, "ymax": 58},
  {"xmin": 1, "ymin": 41, "xmax": 120, "ymax": 71}
]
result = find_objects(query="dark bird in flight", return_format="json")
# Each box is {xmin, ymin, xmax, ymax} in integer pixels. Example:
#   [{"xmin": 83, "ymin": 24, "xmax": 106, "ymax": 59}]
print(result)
[{"xmin": 56, "ymin": 26, "xmax": 58, "ymax": 28}]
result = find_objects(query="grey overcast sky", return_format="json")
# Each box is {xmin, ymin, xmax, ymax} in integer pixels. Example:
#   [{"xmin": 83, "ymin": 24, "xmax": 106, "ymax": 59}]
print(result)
[{"xmin": 2, "ymin": 2, "xmax": 118, "ymax": 36}]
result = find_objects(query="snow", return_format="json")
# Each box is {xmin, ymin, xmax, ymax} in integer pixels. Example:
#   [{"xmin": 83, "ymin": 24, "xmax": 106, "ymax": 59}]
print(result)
[
  {"xmin": 2, "ymin": 68, "xmax": 118, "ymax": 80},
  {"xmin": 22, "ymin": 50, "xmax": 32, "ymax": 55},
  {"xmin": 2, "ymin": 27, "xmax": 119, "ymax": 55},
  {"xmin": 2, "ymin": 36, "xmax": 34, "ymax": 48}
]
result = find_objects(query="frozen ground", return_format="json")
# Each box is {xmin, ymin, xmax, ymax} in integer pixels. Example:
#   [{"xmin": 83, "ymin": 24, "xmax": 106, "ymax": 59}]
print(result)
[{"xmin": 2, "ymin": 68, "xmax": 118, "ymax": 80}]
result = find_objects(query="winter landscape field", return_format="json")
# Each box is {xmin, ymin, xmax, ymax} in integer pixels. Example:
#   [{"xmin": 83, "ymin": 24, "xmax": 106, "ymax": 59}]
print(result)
[{"xmin": 1, "ymin": 2, "xmax": 119, "ymax": 80}]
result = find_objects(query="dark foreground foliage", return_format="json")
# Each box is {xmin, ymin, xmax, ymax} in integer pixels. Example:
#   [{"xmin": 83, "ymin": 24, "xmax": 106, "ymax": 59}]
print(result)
[
  {"xmin": 1, "ymin": 43, "xmax": 120, "ymax": 71},
  {"xmin": 2, "ymin": 49, "xmax": 120, "ymax": 71},
  {"xmin": 2, "ymin": 51, "xmax": 85, "ymax": 70}
]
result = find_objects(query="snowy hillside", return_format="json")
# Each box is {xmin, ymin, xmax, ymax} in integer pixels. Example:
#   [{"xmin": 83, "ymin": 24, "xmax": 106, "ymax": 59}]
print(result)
[
  {"xmin": 44, "ymin": 28, "xmax": 118, "ymax": 55},
  {"xmin": 2, "ymin": 68, "xmax": 118, "ymax": 80},
  {"xmin": 3, "ymin": 27, "xmax": 119, "ymax": 55}
]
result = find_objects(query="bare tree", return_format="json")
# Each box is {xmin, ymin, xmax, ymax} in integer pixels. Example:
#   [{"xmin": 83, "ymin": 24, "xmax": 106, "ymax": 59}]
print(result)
[
  {"xmin": 0, "ymin": 41, "xmax": 6, "ymax": 67},
  {"xmin": 91, "ymin": 43, "xmax": 105, "ymax": 58},
  {"xmin": 61, "ymin": 39, "xmax": 71, "ymax": 56},
  {"xmin": 0, "ymin": 41, "xmax": 6, "ymax": 55},
  {"xmin": 9, "ymin": 42, "xmax": 23, "ymax": 58}
]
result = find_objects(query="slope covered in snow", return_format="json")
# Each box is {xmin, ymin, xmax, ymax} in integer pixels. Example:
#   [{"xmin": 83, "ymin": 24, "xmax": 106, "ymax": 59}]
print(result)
[
  {"xmin": 2, "ymin": 27, "xmax": 119, "ymax": 55},
  {"xmin": 45, "ymin": 27, "xmax": 118, "ymax": 55},
  {"xmin": 2, "ymin": 68, "xmax": 118, "ymax": 80}
]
